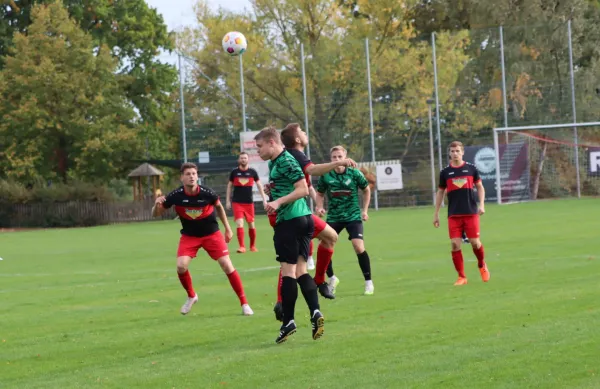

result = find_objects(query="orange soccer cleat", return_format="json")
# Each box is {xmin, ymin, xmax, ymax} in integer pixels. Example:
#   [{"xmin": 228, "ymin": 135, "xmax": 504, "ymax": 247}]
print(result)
[
  {"xmin": 454, "ymin": 277, "xmax": 468, "ymax": 286},
  {"xmin": 479, "ymin": 266, "xmax": 491, "ymax": 282},
  {"xmin": 250, "ymin": 246, "xmax": 258, "ymax": 252},
  {"xmin": 237, "ymin": 247, "xmax": 246, "ymax": 254}
]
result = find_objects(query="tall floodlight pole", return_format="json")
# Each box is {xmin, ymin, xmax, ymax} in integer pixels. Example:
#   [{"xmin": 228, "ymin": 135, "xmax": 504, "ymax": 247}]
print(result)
[
  {"xmin": 178, "ymin": 53, "xmax": 188, "ymax": 162},
  {"xmin": 239, "ymin": 54, "xmax": 247, "ymax": 132},
  {"xmin": 567, "ymin": 20, "xmax": 581, "ymax": 198}
]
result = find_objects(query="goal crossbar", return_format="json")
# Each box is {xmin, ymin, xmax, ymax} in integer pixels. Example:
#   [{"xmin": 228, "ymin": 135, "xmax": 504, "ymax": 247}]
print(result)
[{"xmin": 492, "ymin": 121, "xmax": 600, "ymax": 204}]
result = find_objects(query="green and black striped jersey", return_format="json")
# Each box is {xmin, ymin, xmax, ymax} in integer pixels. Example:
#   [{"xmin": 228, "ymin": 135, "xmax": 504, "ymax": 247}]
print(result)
[
  {"xmin": 316, "ymin": 167, "xmax": 369, "ymax": 223},
  {"xmin": 268, "ymin": 150, "xmax": 312, "ymax": 223}
]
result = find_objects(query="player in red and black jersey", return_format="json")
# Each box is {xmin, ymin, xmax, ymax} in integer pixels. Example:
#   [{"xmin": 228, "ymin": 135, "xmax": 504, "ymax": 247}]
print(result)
[
  {"xmin": 433, "ymin": 141, "xmax": 490, "ymax": 286},
  {"xmin": 152, "ymin": 162, "xmax": 254, "ymax": 316},
  {"xmin": 226, "ymin": 152, "xmax": 268, "ymax": 253}
]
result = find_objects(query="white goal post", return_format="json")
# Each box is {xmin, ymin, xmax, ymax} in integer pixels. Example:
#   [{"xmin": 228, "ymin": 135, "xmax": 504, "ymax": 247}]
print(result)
[{"xmin": 493, "ymin": 121, "xmax": 600, "ymax": 204}]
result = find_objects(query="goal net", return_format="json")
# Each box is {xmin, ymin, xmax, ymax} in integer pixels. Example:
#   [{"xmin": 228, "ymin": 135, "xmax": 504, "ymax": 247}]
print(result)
[{"xmin": 493, "ymin": 122, "xmax": 600, "ymax": 204}]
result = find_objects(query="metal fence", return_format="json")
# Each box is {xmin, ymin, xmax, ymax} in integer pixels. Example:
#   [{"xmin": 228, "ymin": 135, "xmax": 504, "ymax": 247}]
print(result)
[{"xmin": 177, "ymin": 21, "xmax": 600, "ymax": 206}]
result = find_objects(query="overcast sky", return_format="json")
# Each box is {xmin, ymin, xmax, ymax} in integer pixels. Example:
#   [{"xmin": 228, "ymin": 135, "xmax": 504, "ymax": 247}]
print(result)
[{"xmin": 145, "ymin": 0, "xmax": 252, "ymax": 64}]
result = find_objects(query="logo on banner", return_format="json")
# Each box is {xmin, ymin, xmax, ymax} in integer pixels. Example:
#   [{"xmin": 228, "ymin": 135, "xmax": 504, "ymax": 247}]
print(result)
[
  {"xmin": 474, "ymin": 147, "xmax": 496, "ymax": 174},
  {"xmin": 385, "ymin": 167, "xmax": 393, "ymax": 175},
  {"xmin": 452, "ymin": 178, "xmax": 467, "ymax": 188},
  {"xmin": 590, "ymin": 150, "xmax": 600, "ymax": 174}
]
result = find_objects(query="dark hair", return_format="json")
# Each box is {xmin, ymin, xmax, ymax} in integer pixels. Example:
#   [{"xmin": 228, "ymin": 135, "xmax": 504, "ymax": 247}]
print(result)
[
  {"xmin": 281, "ymin": 123, "xmax": 301, "ymax": 148},
  {"xmin": 239, "ymin": 151, "xmax": 248, "ymax": 157},
  {"xmin": 180, "ymin": 162, "xmax": 198, "ymax": 174},
  {"xmin": 448, "ymin": 140, "xmax": 464, "ymax": 152},
  {"xmin": 254, "ymin": 126, "xmax": 280, "ymax": 143}
]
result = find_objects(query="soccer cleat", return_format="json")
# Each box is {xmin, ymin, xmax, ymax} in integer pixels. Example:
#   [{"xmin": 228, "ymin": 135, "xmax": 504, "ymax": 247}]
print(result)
[
  {"xmin": 311, "ymin": 310, "xmax": 325, "ymax": 340},
  {"xmin": 242, "ymin": 304, "xmax": 254, "ymax": 316},
  {"xmin": 318, "ymin": 283, "xmax": 335, "ymax": 299},
  {"xmin": 328, "ymin": 276, "xmax": 340, "ymax": 294},
  {"xmin": 364, "ymin": 280, "xmax": 374, "ymax": 295},
  {"xmin": 236, "ymin": 247, "xmax": 246, "ymax": 253},
  {"xmin": 454, "ymin": 277, "xmax": 468, "ymax": 286},
  {"xmin": 273, "ymin": 301, "xmax": 283, "ymax": 322},
  {"xmin": 250, "ymin": 246, "xmax": 258, "ymax": 252},
  {"xmin": 180, "ymin": 294, "xmax": 198, "ymax": 315},
  {"xmin": 307, "ymin": 256, "xmax": 315, "ymax": 270},
  {"xmin": 479, "ymin": 265, "xmax": 491, "ymax": 282},
  {"xmin": 276, "ymin": 320, "xmax": 297, "ymax": 344}
]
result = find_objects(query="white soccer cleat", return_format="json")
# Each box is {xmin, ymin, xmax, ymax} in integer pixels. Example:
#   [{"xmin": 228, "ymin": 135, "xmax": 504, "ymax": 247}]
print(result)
[
  {"xmin": 364, "ymin": 280, "xmax": 374, "ymax": 295},
  {"xmin": 242, "ymin": 304, "xmax": 254, "ymax": 316},
  {"xmin": 307, "ymin": 256, "xmax": 315, "ymax": 270},
  {"xmin": 180, "ymin": 294, "xmax": 198, "ymax": 315},
  {"xmin": 328, "ymin": 276, "xmax": 340, "ymax": 294}
]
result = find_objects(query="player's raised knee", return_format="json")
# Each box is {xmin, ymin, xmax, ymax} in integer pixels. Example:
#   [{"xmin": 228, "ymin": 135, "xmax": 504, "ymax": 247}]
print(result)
[{"xmin": 469, "ymin": 238, "xmax": 482, "ymax": 249}]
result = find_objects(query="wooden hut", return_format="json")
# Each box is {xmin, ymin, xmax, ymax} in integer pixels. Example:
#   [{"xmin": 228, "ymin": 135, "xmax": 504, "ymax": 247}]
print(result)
[{"xmin": 127, "ymin": 163, "xmax": 165, "ymax": 201}]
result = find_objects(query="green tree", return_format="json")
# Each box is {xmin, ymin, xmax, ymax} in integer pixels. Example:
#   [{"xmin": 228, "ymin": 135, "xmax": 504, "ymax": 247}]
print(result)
[
  {"xmin": 1, "ymin": 0, "xmax": 179, "ymax": 159},
  {"xmin": 179, "ymin": 0, "xmax": 482, "ymax": 163},
  {"xmin": 0, "ymin": 0, "xmax": 142, "ymax": 182}
]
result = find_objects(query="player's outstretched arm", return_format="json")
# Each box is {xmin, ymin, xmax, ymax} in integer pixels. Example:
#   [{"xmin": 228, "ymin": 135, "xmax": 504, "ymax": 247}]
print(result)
[
  {"xmin": 305, "ymin": 158, "xmax": 357, "ymax": 176},
  {"xmin": 361, "ymin": 186, "xmax": 371, "ymax": 221},
  {"xmin": 225, "ymin": 182, "xmax": 233, "ymax": 210},
  {"xmin": 152, "ymin": 196, "xmax": 166, "ymax": 217},
  {"xmin": 433, "ymin": 189, "xmax": 445, "ymax": 228},
  {"xmin": 215, "ymin": 201, "xmax": 233, "ymax": 242},
  {"xmin": 265, "ymin": 180, "xmax": 309, "ymax": 213}
]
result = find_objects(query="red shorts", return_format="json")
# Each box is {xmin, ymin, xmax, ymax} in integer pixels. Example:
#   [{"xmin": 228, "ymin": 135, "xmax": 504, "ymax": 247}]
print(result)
[
  {"xmin": 268, "ymin": 213, "xmax": 326, "ymax": 239},
  {"xmin": 232, "ymin": 202, "xmax": 255, "ymax": 222},
  {"xmin": 177, "ymin": 231, "xmax": 229, "ymax": 260},
  {"xmin": 448, "ymin": 215, "xmax": 480, "ymax": 239}
]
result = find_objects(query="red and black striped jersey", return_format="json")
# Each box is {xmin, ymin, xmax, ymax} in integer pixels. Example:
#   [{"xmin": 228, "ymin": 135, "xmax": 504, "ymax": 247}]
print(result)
[
  {"xmin": 162, "ymin": 185, "xmax": 220, "ymax": 237},
  {"xmin": 229, "ymin": 167, "xmax": 259, "ymax": 204},
  {"xmin": 439, "ymin": 162, "xmax": 481, "ymax": 217}
]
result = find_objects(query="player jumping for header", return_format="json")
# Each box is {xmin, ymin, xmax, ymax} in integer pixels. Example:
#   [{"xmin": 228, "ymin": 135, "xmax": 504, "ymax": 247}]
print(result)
[
  {"xmin": 152, "ymin": 162, "xmax": 254, "ymax": 315},
  {"xmin": 255, "ymin": 126, "xmax": 324, "ymax": 343},
  {"xmin": 226, "ymin": 151, "xmax": 268, "ymax": 253},
  {"xmin": 315, "ymin": 145, "xmax": 374, "ymax": 295},
  {"xmin": 433, "ymin": 141, "xmax": 490, "ymax": 285}
]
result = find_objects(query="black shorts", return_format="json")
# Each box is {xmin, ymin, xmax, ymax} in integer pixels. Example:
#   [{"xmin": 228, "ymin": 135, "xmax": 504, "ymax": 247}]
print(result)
[
  {"xmin": 273, "ymin": 215, "xmax": 314, "ymax": 264},
  {"xmin": 328, "ymin": 221, "xmax": 364, "ymax": 240}
]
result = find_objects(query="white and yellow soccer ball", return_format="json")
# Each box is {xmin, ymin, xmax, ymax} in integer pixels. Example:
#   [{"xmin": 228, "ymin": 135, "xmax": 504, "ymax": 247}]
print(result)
[{"xmin": 222, "ymin": 31, "xmax": 247, "ymax": 56}]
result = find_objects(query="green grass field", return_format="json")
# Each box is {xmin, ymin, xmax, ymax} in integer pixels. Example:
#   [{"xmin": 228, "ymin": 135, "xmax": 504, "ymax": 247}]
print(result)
[{"xmin": 1, "ymin": 199, "xmax": 599, "ymax": 388}]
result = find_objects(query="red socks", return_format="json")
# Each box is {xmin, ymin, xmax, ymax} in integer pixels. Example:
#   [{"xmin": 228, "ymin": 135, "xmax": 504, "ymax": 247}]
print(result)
[
  {"xmin": 314, "ymin": 244, "xmax": 334, "ymax": 285},
  {"xmin": 236, "ymin": 227, "xmax": 245, "ymax": 248},
  {"xmin": 249, "ymin": 228, "xmax": 257, "ymax": 248},
  {"xmin": 473, "ymin": 244, "xmax": 486, "ymax": 268},
  {"xmin": 178, "ymin": 270, "xmax": 196, "ymax": 298},
  {"xmin": 451, "ymin": 251, "xmax": 466, "ymax": 278},
  {"xmin": 276, "ymin": 268, "xmax": 283, "ymax": 303},
  {"xmin": 226, "ymin": 270, "xmax": 248, "ymax": 305}
]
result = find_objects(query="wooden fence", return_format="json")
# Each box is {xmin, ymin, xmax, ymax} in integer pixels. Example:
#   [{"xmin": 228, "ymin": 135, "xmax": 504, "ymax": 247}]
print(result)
[{"xmin": 1, "ymin": 199, "xmax": 175, "ymax": 228}]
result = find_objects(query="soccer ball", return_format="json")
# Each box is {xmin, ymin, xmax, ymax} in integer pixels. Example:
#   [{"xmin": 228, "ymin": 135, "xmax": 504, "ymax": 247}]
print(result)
[{"xmin": 222, "ymin": 31, "xmax": 247, "ymax": 56}]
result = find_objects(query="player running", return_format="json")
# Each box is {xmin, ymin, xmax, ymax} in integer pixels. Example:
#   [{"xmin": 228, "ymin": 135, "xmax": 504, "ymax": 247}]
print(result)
[
  {"xmin": 254, "ymin": 126, "xmax": 324, "ymax": 344},
  {"xmin": 225, "ymin": 152, "xmax": 268, "ymax": 253},
  {"xmin": 152, "ymin": 162, "xmax": 254, "ymax": 316},
  {"xmin": 315, "ymin": 145, "xmax": 375, "ymax": 295},
  {"xmin": 433, "ymin": 141, "xmax": 490, "ymax": 285}
]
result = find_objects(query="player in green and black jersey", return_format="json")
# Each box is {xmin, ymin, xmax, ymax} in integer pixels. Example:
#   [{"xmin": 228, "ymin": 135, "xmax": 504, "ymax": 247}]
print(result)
[
  {"xmin": 254, "ymin": 126, "xmax": 325, "ymax": 344},
  {"xmin": 315, "ymin": 145, "xmax": 375, "ymax": 295}
]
